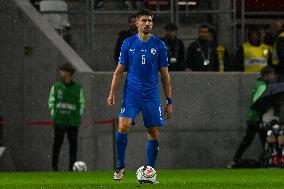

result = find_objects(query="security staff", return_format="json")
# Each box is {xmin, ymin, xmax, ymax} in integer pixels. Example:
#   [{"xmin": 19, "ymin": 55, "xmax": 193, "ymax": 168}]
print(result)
[
  {"xmin": 48, "ymin": 63, "xmax": 85, "ymax": 171},
  {"xmin": 231, "ymin": 28, "xmax": 272, "ymax": 72},
  {"xmin": 186, "ymin": 24, "xmax": 219, "ymax": 71}
]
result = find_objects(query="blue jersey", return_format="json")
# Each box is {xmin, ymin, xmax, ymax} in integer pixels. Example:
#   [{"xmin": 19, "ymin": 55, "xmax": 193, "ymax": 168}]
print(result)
[{"xmin": 119, "ymin": 34, "xmax": 168, "ymax": 101}]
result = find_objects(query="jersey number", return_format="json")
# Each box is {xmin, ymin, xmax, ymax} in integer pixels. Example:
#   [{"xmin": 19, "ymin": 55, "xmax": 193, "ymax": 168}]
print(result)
[{"xmin": 142, "ymin": 55, "xmax": 146, "ymax": 64}]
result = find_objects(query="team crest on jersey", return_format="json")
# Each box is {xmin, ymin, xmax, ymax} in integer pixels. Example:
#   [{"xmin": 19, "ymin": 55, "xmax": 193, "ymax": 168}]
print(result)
[{"xmin": 151, "ymin": 48, "xmax": 156, "ymax": 55}]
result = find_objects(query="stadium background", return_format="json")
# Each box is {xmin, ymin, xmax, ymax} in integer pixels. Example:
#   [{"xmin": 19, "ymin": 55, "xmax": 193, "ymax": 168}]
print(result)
[{"xmin": 0, "ymin": 0, "xmax": 283, "ymax": 171}]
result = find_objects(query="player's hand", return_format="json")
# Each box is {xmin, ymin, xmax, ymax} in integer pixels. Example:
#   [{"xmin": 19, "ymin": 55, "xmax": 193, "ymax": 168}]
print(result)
[
  {"xmin": 164, "ymin": 104, "xmax": 173, "ymax": 120},
  {"xmin": 107, "ymin": 93, "xmax": 115, "ymax": 106}
]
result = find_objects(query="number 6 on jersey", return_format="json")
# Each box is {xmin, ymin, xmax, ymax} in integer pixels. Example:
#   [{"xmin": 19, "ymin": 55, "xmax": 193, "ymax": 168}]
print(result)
[{"xmin": 142, "ymin": 55, "xmax": 146, "ymax": 64}]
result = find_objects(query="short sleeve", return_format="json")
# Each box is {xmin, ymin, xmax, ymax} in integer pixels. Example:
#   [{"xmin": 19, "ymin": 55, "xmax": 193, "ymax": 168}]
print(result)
[
  {"xmin": 118, "ymin": 39, "xmax": 129, "ymax": 66},
  {"xmin": 158, "ymin": 41, "xmax": 169, "ymax": 68}
]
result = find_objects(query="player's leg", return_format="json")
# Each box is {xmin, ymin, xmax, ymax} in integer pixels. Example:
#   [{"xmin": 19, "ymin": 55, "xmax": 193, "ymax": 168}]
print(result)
[
  {"xmin": 114, "ymin": 101, "xmax": 140, "ymax": 181},
  {"xmin": 114, "ymin": 118, "xmax": 132, "ymax": 181},
  {"xmin": 142, "ymin": 101, "xmax": 164, "ymax": 168},
  {"xmin": 146, "ymin": 127, "xmax": 160, "ymax": 168},
  {"xmin": 116, "ymin": 118, "xmax": 132, "ymax": 168},
  {"xmin": 52, "ymin": 124, "xmax": 66, "ymax": 171},
  {"xmin": 66, "ymin": 126, "xmax": 79, "ymax": 171}
]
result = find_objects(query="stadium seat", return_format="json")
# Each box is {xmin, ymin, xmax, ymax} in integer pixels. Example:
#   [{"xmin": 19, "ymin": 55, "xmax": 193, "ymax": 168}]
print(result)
[
  {"xmin": 144, "ymin": 0, "xmax": 169, "ymax": 11},
  {"xmin": 39, "ymin": 0, "xmax": 70, "ymax": 30}
]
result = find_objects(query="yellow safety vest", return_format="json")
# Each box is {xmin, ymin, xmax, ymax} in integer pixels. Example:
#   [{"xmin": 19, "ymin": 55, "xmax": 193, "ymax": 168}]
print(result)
[
  {"xmin": 243, "ymin": 42, "xmax": 270, "ymax": 73},
  {"xmin": 272, "ymin": 32, "xmax": 284, "ymax": 65},
  {"xmin": 217, "ymin": 45, "xmax": 225, "ymax": 72}
]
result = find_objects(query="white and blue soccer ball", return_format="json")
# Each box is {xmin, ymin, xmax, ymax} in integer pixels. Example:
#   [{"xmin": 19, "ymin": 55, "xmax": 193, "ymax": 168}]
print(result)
[
  {"xmin": 72, "ymin": 161, "xmax": 87, "ymax": 172},
  {"xmin": 136, "ymin": 166, "xmax": 157, "ymax": 184}
]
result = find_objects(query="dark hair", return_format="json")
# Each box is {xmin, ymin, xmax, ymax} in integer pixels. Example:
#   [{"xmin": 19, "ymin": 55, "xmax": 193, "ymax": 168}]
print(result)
[
  {"xmin": 164, "ymin": 23, "xmax": 178, "ymax": 31},
  {"xmin": 247, "ymin": 27, "xmax": 261, "ymax": 41},
  {"xmin": 59, "ymin": 63, "xmax": 75, "ymax": 75},
  {"xmin": 128, "ymin": 15, "xmax": 136, "ymax": 23},
  {"xmin": 136, "ymin": 9, "xmax": 153, "ymax": 19},
  {"xmin": 260, "ymin": 66, "xmax": 274, "ymax": 78},
  {"xmin": 199, "ymin": 24, "xmax": 210, "ymax": 31}
]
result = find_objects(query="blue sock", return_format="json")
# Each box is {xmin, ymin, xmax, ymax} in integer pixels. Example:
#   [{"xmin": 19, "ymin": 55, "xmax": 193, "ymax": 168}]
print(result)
[
  {"xmin": 146, "ymin": 140, "xmax": 160, "ymax": 168},
  {"xmin": 116, "ymin": 131, "xmax": 128, "ymax": 168}
]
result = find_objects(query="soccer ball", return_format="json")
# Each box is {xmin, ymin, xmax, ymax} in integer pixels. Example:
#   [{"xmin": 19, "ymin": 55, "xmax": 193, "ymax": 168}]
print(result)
[
  {"xmin": 136, "ymin": 166, "xmax": 157, "ymax": 184},
  {"xmin": 72, "ymin": 161, "xmax": 87, "ymax": 172}
]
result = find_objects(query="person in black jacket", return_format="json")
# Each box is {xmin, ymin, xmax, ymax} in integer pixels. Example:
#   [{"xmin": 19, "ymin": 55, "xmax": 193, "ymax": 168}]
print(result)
[
  {"xmin": 161, "ymin": 23, "xmax": 185, "ymax": 71},
  {"xmin": 114, "ymin": 15, "xmax": 137, "ymax": 64},
  {"xmin": 186, "ymin": 24, "xmax": 219, "ymax": 71}
]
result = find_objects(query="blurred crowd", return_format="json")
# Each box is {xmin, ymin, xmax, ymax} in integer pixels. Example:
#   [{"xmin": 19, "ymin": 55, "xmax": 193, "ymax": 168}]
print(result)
[
  {"xmin": 115, "ymin": 15, "xmax": 284, "ymax": 76},
  {"xmin": 31, "ymin": 0, "xmax": 284, "ymax": 77},
  {"xmin": 31, "ymin": 0, "xmax": 172, "ymax": 11}
]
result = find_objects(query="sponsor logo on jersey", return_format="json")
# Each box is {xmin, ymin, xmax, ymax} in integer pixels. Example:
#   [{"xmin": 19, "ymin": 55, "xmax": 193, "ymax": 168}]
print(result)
[{"xmin": 56, "ymin": 103, "xmax": 76, "ymax": 111}]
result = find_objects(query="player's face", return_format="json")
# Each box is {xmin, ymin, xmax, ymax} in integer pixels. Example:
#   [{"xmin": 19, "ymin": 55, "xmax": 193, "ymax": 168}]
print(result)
[{"xmin": 136, "ymin": 15, "xmax": 153, "ymax": 34}]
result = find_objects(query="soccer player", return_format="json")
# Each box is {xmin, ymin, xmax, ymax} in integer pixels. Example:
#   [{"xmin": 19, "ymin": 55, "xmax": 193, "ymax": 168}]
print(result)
[{"xmin": 107, "ymin": 9, "xmax": 172, "ymax": 181}]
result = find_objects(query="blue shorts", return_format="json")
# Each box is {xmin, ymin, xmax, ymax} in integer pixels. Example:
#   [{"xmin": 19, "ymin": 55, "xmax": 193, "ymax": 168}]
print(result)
[{"xmin": 119, "ymin": 98, "xmax": 164, "ymax": 128}]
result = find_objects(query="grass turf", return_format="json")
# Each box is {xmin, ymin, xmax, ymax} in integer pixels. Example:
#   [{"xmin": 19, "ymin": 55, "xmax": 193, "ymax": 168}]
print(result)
[{"xmin": 0, "ymin": 169, "xmax": 284, "ymax": 189}]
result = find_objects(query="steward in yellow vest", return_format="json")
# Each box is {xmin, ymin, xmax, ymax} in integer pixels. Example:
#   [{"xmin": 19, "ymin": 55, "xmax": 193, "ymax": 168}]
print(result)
[
  {"xmin": 231, "ymin": 28, "xmax": 272, "ymax": 72},
  {"xmin": 242, "ymin": 42, "xmax": 270, "ymax": 72}
]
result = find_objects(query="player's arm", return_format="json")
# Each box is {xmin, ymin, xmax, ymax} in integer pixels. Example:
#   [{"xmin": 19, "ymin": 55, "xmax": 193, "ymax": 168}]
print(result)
[
  {"xmin": 107, "ymin": 64, "xmax": 125, "ymax": 106},
  {"xmin": 160, "ymin": 67, "xmax": 173, "ymax": 119}
]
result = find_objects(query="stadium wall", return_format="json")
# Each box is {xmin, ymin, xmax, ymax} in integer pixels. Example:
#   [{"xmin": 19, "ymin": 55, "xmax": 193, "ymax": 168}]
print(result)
[{"xmin": 0, "ymin": 0, "xmax": 262, "ymax": 171}]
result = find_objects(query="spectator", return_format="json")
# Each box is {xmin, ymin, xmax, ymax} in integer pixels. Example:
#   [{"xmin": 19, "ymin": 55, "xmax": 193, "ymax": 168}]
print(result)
[
  {"xmin": 48, "ymin": 63, "xmax": 85, "ymax": 171},
  {"xmin": 208, "ymin": 27, "xmax": 230, "ymax": 72},
  {"xmin": 186, "ymin": 24, "xmax": 219, "ymax": 71},
  {"xmin": 114, "ymin": 15, "xmax": 137, "ymax": 64},
  {"xmin": 161, "ymin": 23, "xmax": 185, "ymax": 71},
  {"xmin": 269, "ymin": 21, "xmax": 284, "ymax": 82},
  {"xmin": 39, "ymin": 0, "xmax": 72, "ymax": 45},
  {"xmin": 265, "ymin": 21, "xmax": 283, "ymax": 46},
  {"xmin": 229, "ymin": 66, "xmax": 275, "ymax": 168},
  {"xmin": 231, "ymin": 27, "xmax": 272, "ymax": 72}
]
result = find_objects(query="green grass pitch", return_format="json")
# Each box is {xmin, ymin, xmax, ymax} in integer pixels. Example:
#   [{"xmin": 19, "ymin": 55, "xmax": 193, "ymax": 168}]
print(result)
[{"xmin": 0, "ymin": 169, "xmax": 284, "ymax": 189}]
